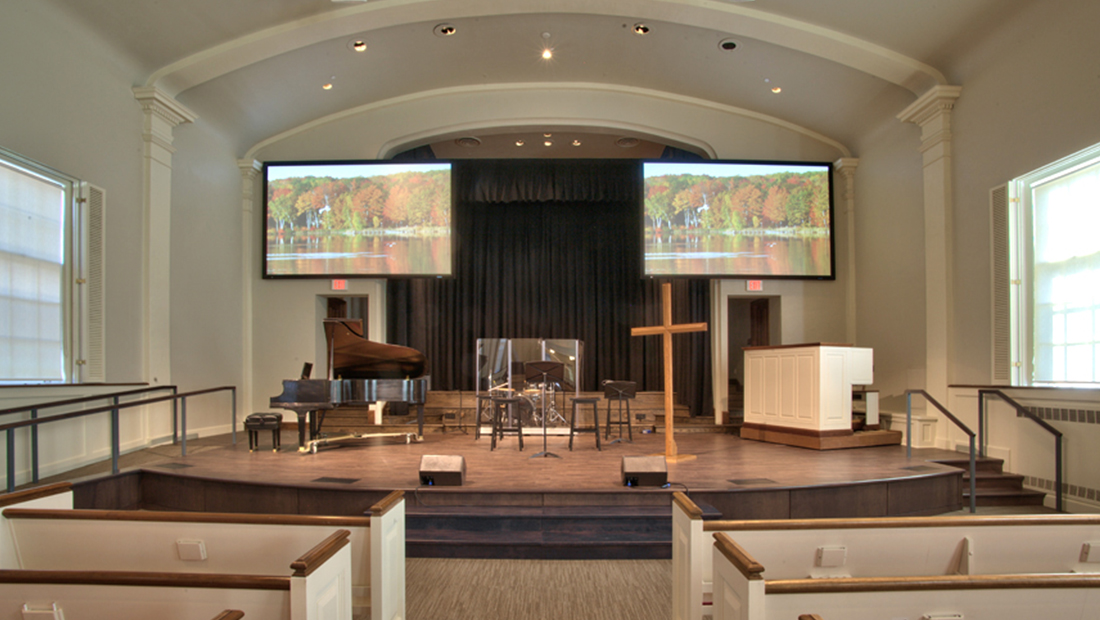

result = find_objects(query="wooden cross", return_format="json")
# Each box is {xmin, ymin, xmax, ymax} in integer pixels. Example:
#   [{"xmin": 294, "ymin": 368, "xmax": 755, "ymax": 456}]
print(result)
[{"xmin": 631, "ymin": 282, "xmax": 708, "ymax": 462}]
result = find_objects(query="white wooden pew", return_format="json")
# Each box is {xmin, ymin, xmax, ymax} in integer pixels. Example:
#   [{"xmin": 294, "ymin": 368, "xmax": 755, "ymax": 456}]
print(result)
[
  {"xmin": 0, "ymin": 486, "xmax": 405, "ymax": 620},
  {"xmin": 672, "ymin": 492, "xmax": 1100, "ymax": 620},
  {"xmin": 2, "ymin": 528, "xmax": 353, "ymax": 620},
  {"xmin": 711, "ymin": 531, "xmax": 1100, "ymax": 620}
]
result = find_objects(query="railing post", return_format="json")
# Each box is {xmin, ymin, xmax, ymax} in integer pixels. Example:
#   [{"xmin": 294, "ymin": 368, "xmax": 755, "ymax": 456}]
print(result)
[
  {"xmin": 1056, "ymin": 435, "xmax": 1063, "ymax": 512},
  {"xmin": 905, "ymin": 391, "xmax": 913, "ymax": 458},
  {"xmin": 977, "ymin": 391, "xmax": 985, "ymax": 458},
  {"xmin": 172, "ymin": 386, "xmax": 179, "ymax": 445},
  {"xmin": 110, "ymin": 401, "xmax": 120, "ymax": 475},
  {"xmin": 181, "ymin": 397, "xmax": 188, "ymax": 457},
  {"xmin": 30, "ymin": 408, "xmax": 39, "ymax": 483},
  {"xmin": 231, "ymin": 387, "xmax": 237, "ymax": 445},
  {"xmin": 968, "ymin": 434, "xmax": 977, "ymax": 514},
  {"xmin": 5, "ymin": 428, "xmax": 14, "ymax": 493}
]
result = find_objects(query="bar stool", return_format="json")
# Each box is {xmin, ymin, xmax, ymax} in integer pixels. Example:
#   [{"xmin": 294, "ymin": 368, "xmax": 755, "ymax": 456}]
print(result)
[
  {"xmin": 490, "ymin": 395, "xmax": 524, "ymax": 451},
  {"xmin": 474, "ymin": 394, "xmax": 494, "ymax": 439},
  {"xmin": 569, "ymin": 397, "xmax": 601, "ymax": 451},
  {"xmin": 245, "ymin": 412, "xmax": 283, "ymax": 452},
  {"xmin": 603, "ymin": 380, "xmax": 637, "ymax": 443}
]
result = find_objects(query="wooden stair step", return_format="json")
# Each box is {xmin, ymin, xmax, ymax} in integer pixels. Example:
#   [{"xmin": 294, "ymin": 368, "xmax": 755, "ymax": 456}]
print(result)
[
  {"xmin": 963, "ymin": 487, "xmax": 1048, "ymax": 507},
  {"xmin": 931, "ymin": 457, "xmax": 1006, "ymax": 474}
]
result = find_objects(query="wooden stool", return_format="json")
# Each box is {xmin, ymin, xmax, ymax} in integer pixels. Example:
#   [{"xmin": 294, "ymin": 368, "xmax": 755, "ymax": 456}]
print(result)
[
  {"xmin": 474, "ymin": 394, "xmax": 494, "ymax": 439},
  {"xmin": 569, "ymin": 397, "xmax": 601, "ymax": 451},
  {"xmin": 490, "ymin": 396, "xmax": 523, "ymax": 451},
  {"xmin": 603, "ymin": 380, "xmax": 637, "ymax": 443},
  {"xmin": 244, "ymin": 412, "xmax": 283, "ymax": 452}
]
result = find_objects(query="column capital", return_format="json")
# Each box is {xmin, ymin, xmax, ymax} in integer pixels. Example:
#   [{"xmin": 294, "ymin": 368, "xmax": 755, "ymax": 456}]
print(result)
[
  {"xmin": 834, "ymin": 157, "xmax": 860, "ymax": 177},
  {"xmin": 132, "ymin": 86, "xmax": 198, "ymax": 128},
  {"xmin": 897, "ymin": 85, "xmax": 962, "ymax": 127},
  {"xmin": 238, "ymin": 158, "xmax": 263, "ymax": 179}
]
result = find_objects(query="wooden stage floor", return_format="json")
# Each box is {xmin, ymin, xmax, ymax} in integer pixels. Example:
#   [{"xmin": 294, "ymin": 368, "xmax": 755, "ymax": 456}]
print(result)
[
  {"xmin": 64, "ymin": 429, "xmax": 971, "ymax": 558},
  {"xmin": 72, "ymin": 429, "xmax": 966, "ymax": 516}
]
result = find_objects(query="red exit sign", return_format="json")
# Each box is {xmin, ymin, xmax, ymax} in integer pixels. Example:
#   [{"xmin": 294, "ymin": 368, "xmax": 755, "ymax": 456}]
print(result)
[
  {"xmin": 746, "ymin": 280, "xmax": 764, "ymax": 292},
  {"xmin": 331, "ymin": 279, "xmax": 348, "ymax": 291}
]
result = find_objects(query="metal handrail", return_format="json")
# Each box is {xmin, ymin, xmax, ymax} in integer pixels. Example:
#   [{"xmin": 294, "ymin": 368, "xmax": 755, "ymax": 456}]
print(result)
[
  {"xmin": 978, "ymin": 389, "xmax": 1063, "ymax": 512},
  {"xmin": 906, "ymin": 390, "xmax": 977, "ymax": 513},
  {"xmin": 2, "ymin": 385, "xmax": 236, "ymax": 493},
  {"xmin": 0, "ymin": 386, "xmax": 180, "ymax": 486}
]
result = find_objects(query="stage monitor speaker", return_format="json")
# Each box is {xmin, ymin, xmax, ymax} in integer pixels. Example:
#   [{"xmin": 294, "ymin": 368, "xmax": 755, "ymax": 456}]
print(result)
[
  {"xmin": 622, "ymin": 456, "xmax": 667, "ymax": 487},
  {"xmin": 419, "ymin": 454, "xmax": 466, "ymax": 486}
]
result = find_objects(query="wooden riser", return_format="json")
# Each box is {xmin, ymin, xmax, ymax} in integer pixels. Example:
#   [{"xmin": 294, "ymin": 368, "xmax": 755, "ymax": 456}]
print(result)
[
  {"xmin": 740, "ymin": 426, "xmax": 903, "ymax": 450},
  {"xmin": 406, "ymin": 505, "xmax": 672, "ymax": 560}
]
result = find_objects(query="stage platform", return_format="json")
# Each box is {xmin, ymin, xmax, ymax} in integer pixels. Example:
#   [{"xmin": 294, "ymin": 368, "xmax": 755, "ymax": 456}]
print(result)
[{"xmin": 69, "ymin": 430, "xmax": 968, "ymax": 559}]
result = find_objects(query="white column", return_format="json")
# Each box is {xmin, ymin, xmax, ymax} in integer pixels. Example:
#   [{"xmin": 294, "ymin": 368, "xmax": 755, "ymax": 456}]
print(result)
[
  {"xmin": 132, "ymin": 87, "xmax": 196, "ymax": 386},
  {"xmin": 238, "ymin": 159, "xmax": 262, "ymax": 420},
  {"xmin": 834, "ymin": 157, "xmax": 860, "ymax": 345},
  {"xmin": 898, "ymin": 85, "xmax": 962, "ymax": 403}
]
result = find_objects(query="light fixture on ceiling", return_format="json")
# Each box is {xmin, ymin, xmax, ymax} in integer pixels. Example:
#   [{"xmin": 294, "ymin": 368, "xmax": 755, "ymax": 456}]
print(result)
[
  {"xmin": 515, "ymin": 139, "xmax": 525, "ymax": 147},
  {"xmin": 544, "ymin": 139, "xmax": 554, "ymax": 147},
  {"xmin": 572, "ymin": 139, "xmax": 582, "ymax": 147},
  {"xmin": 322, "ymin": 82, "xmax": 334, "ymax": 90},
  {"xmin": 544, "ymin": 133, "xmax": 552, "ymax": 137},
  {"xmin": 542, "ymin": 48, "xmax": 553, "ymax": 60},
  {"xmin": 434, "ymin": 23, "xmax": 456, "ymax": 37},
  {"xmin": 348, "ymin": 39, "xmax": 367, "ymax": 52},
  {"xmin": 633, "ymin": 23, "xmax": 650, "ymax": 35},
  {"xmin": 771, "ymin": 86, "xmax": 782, "ymax": 94},
  {"xmin": 455, "ymin": 137, "xmax": 481, "ymax": 147},
  {"xmin": 616, "ymin": 137, "xmax": 640, "ymax": 148},
  {"xmin": 718, "ymin": 38, "xmax": 739, "ymax": 51}
]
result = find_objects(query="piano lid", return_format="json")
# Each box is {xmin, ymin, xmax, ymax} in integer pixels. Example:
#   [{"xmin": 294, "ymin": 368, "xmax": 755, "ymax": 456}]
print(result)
[{"xmin": 324, "ymin": 318, "xmax": 427, "ymax": 380}]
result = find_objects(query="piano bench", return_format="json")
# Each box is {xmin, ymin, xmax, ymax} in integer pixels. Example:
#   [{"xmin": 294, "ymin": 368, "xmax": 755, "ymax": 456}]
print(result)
[{"xmin": 245, "ymin": 412, "xmax": 283, "ymax": 452}]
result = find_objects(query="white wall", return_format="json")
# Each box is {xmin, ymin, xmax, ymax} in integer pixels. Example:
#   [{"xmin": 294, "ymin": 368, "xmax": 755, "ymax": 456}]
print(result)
[
  {"xmin": 947, "ymin": 0, "xmax": 1100, "ymax": 385},
  {"xmin": 168, "ymin": 116, "xmax": 246, "ymax": 435},
  {"xmin": 0, "ymin": 1, "xmax": 146, "ymax": 382}
]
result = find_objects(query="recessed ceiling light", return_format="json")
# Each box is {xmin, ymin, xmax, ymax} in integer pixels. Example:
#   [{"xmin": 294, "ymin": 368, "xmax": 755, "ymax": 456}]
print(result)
[
  {"xmin": 322, "ymin": 83, "xmax": 334, "ymax": 90},
  {"xmin": 542, "ymin": 48, "xmax": 553, "ymax": 60},
  {"xmin": 544, "ymin": 140, "xmax": 553, "ymax": 147},
  {"xmin": 719, "ymin": 38, "xmax": 739, "ymax": 51},
  {"xmin": 616, "ymin": 137, "xmax": 639, "ymax": 148},
  {"xmin": 572, "ymin": 139, "xmax": 582, "ymax": 146},
  {"xmin": 544, "ymin": 133, "xmax": 552, "ymax": 137},
  {"xmin": 348, "ymin": 39, "xmax": 367, "ymax": 52},
  {"xmin": 434, "ymin": 23, "xmax": 456, "ymax": 37},
  {"xmin": 633, "ymin": 23, "xmax": 650, "ymax": 35},
  {"xmin": 771, "ymin": 86, "xmax": 782, "ymax": 94},
  {"xmin": 515, "ymin": 140, "xmax": 525, "ymax": 147},
  {"xmin": 455, "ymin": 137, "xmax": 481, "ymax": 147}
]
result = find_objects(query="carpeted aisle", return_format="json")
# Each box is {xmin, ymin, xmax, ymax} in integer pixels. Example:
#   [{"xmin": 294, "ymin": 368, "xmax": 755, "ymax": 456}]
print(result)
[{"xmin": 406, "ymin": 558, "xmax": 671, "ymax": 620}]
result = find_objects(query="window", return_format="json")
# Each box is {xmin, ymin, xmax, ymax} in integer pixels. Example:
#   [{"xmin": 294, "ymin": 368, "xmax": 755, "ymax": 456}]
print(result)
[
  {"xmin": 0, "ymin": 147, "xmax": 103, "ymax": 383},
  {"xmin": 1006, "ymin": 142, "xmax": 1100, "ymax": 386}
]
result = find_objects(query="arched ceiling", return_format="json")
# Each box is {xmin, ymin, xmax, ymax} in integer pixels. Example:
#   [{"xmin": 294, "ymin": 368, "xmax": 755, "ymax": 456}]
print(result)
[{"xmin": 45, "ymin": 0, "xmax": 1031, "ymax": 159}]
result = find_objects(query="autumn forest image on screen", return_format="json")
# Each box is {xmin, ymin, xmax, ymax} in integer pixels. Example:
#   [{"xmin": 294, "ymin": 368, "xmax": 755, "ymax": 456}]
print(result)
[
  {"xmin": 643, "ymin": 162, "xmax": 832, "ymax": 277},
  {"xmin": 265, "ymin": 163, "xmax": 451, "ymax": 277}
]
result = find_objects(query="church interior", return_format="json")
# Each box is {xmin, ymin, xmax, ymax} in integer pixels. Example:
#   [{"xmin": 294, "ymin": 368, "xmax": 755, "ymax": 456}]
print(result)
[{"xmin": 2, "ymin": 1, "xmax": 1100, "ymax": 618}]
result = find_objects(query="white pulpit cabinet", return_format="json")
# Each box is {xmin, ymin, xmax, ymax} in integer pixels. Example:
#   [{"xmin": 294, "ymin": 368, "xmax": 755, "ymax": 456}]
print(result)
[{"xmin": 740, "ymin": 343, "xmax": 887, "ymax": 449}]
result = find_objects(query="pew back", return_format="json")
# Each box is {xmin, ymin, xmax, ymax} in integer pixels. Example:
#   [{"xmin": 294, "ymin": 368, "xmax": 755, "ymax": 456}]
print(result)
[
  {"xmin": 673, "ymin": 492, "xmax": 1100, "ymax": 620},
  {"xmin": 2, "ymin": 530, "xmax": 354, "ymax": 620},
  {"xmin": 0, "ymin": 482, "xmax": 73, "ymax": 571},
  {"xmin": 711, "ymin": 532, "xmax": 1100, "ymax": 620}
]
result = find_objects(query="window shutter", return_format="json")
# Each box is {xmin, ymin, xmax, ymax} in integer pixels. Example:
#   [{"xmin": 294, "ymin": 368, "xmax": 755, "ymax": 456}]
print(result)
[
  {"xmin": 78, "ymin": 182, "xmax": 106, "ymax": 382},
  {"xmin": 989, "ymin": 183, "xmax": 1012, "ymax": 385}
]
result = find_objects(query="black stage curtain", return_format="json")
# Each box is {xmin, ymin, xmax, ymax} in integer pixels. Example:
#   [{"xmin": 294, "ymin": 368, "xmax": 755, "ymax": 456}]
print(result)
[{"xmin": 388, "ymin": 159, "xmax": 712, "ymax": 417}]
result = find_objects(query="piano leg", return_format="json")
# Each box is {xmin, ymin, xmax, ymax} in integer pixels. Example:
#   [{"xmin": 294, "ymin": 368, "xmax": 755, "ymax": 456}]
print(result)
[
  {"xmin": 417, "ymin": 403, "xmax": 424, "ymax": 438},
  {"xmin": 296, "ymin": 412, "xmax": 310, "ymax": 452}
]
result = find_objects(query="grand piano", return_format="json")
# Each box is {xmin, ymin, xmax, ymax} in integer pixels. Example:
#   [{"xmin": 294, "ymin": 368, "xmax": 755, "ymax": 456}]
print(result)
[{"xmin": 270, "ymin": 318, "xmax": 430, "ymax": 452}]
